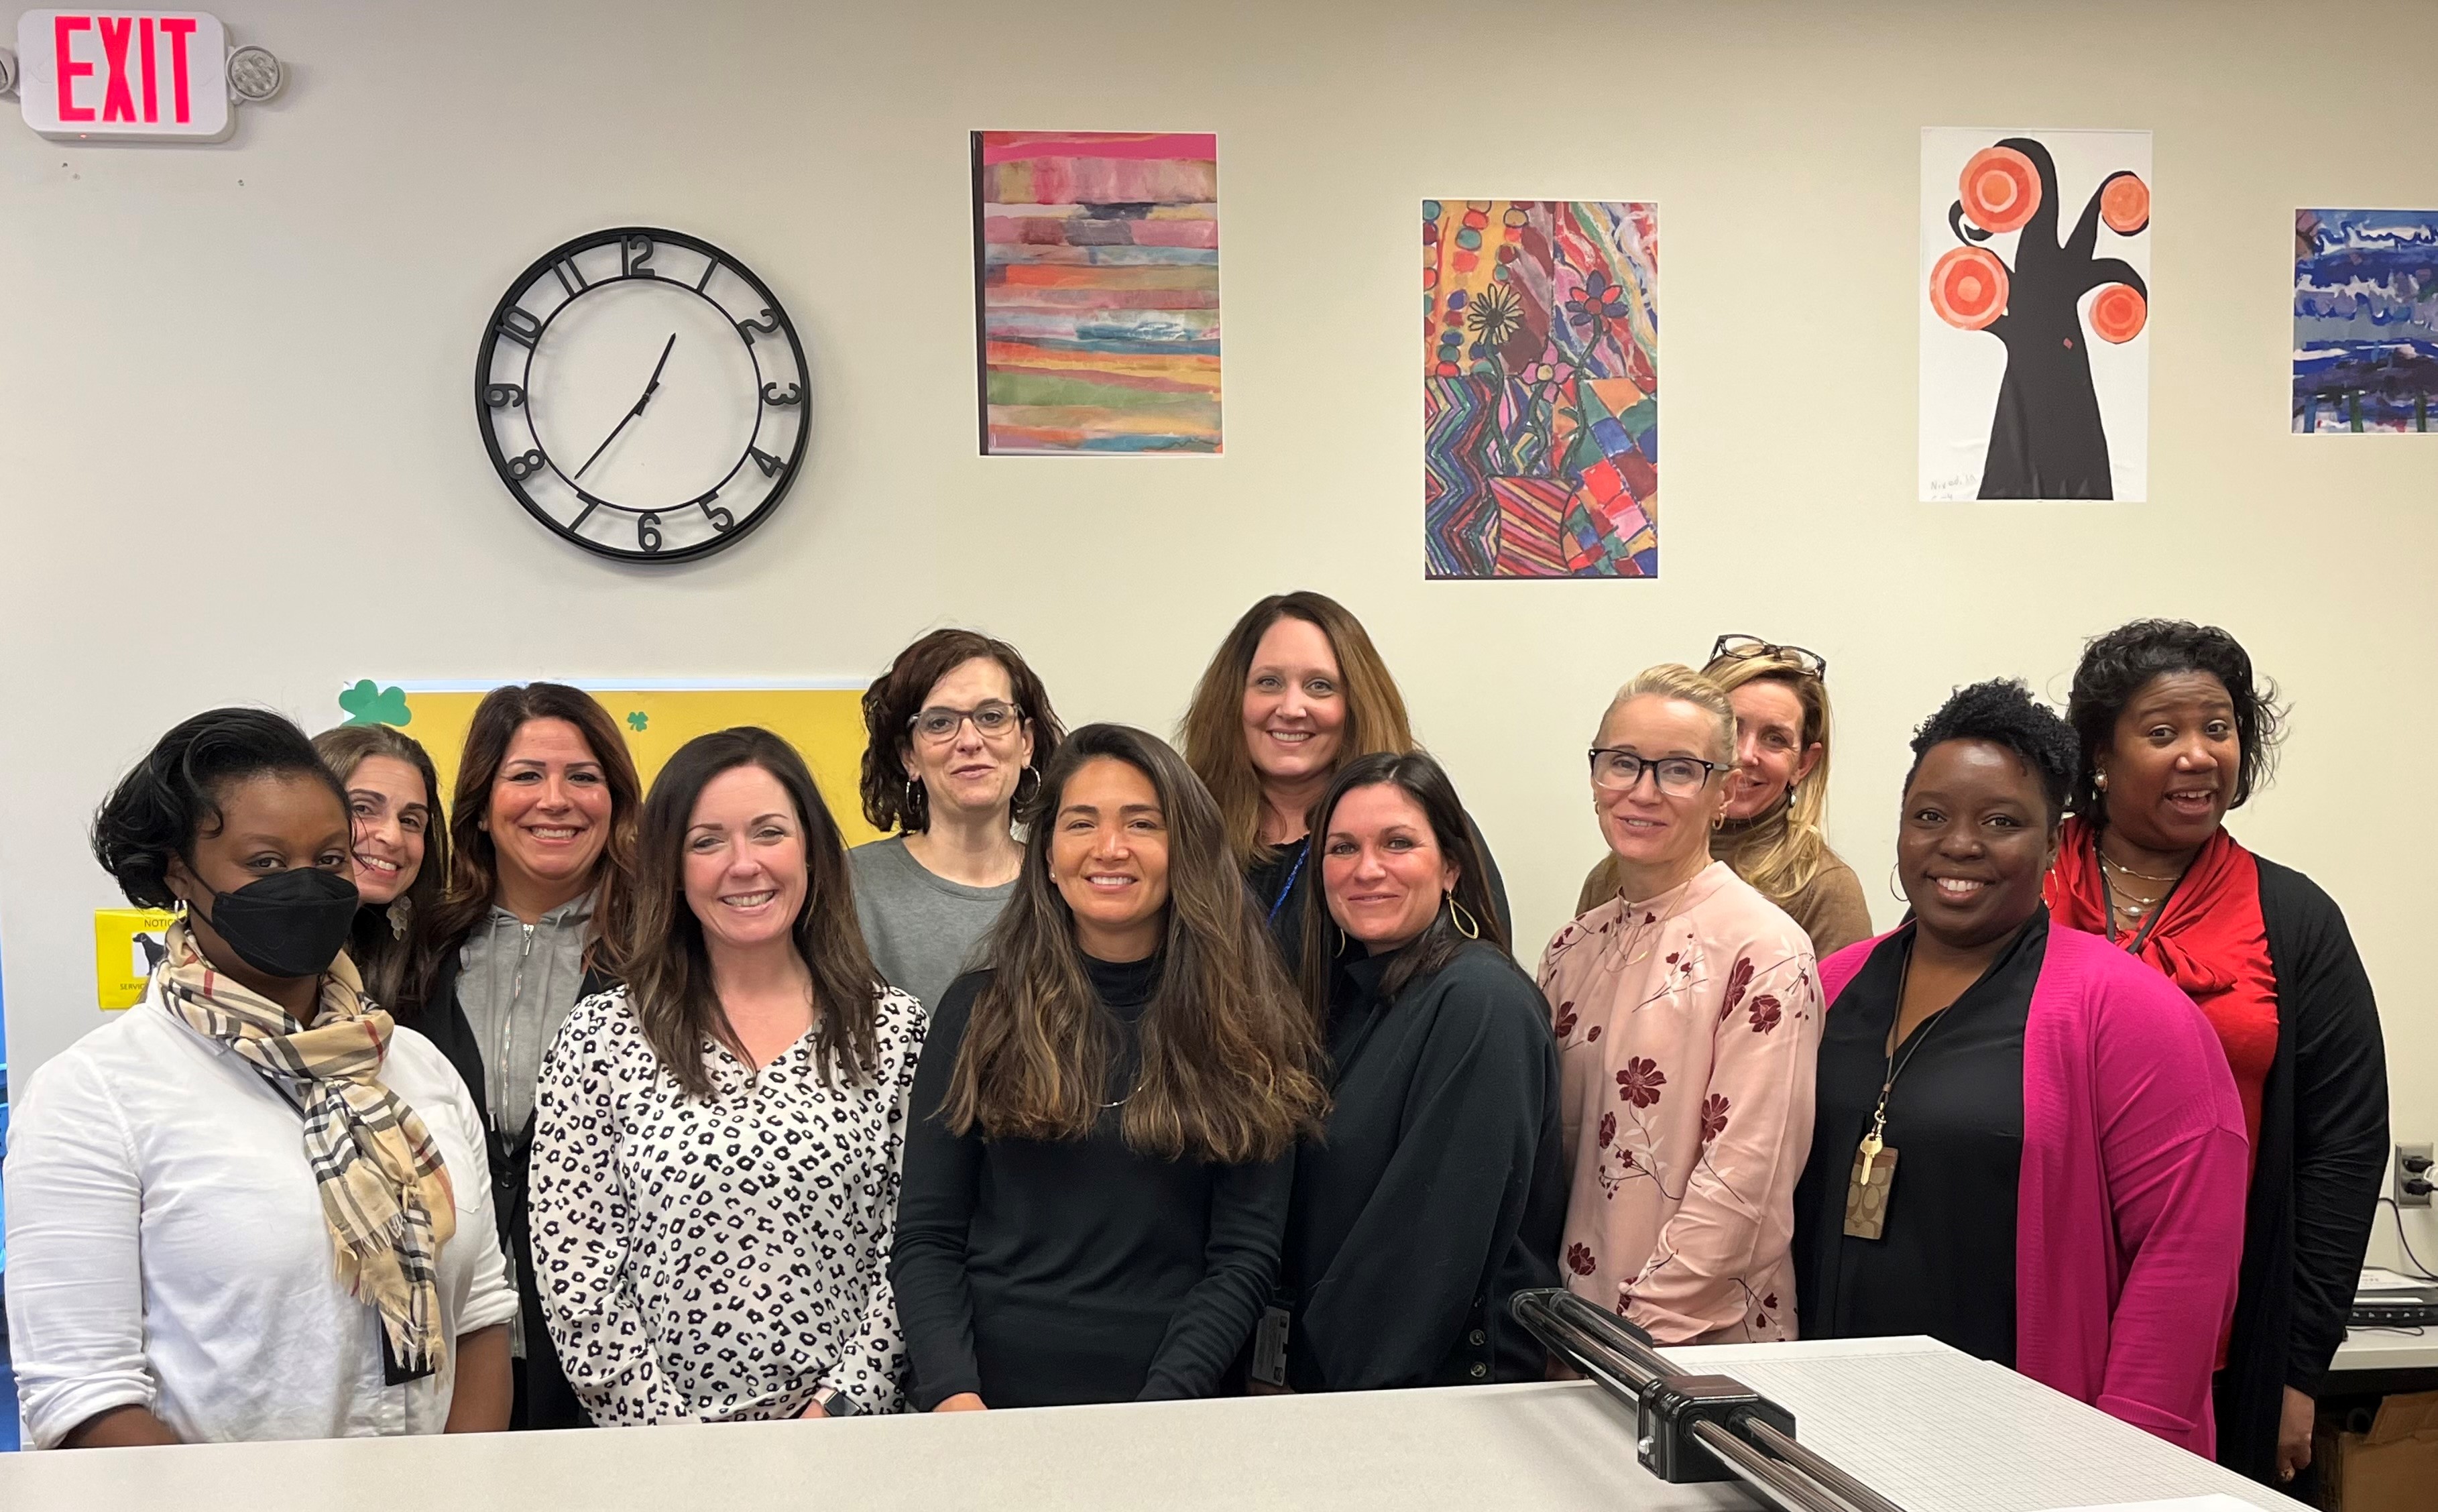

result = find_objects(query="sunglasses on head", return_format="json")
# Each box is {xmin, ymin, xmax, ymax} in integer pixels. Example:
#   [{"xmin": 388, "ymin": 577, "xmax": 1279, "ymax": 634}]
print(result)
[{"xmin": 1710, "ymin": 634, "xmax": 1827, "ymax": 679}]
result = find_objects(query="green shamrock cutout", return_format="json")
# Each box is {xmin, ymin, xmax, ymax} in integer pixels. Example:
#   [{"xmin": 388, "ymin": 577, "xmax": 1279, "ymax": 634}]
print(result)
[
  {"xmin": 338, "ymin": 680, "xmax": 412, "ymax": 728},
  {"xmin": 626, "ymin": 711, "xmax": 649, "ymax": 733}
]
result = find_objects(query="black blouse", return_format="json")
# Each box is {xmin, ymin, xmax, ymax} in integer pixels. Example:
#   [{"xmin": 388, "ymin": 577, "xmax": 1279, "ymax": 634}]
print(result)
[
  {"xmin": 1283, "ymin": 940, "xmax": 1564, "ymax": 1391},
  {"xmin": 1794, "ymin": 912, "xmax": 2046, "ymax": 1367},
  {"xmin": 890, "ymin": 954, "xmax": 1293, "ymax": 1410}
]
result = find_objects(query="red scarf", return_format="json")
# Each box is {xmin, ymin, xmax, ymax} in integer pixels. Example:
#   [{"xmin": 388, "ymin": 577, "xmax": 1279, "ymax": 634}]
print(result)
[{"xmin": 2045, "ymin": 815, "xmax": 2278, "ymax": 1159}]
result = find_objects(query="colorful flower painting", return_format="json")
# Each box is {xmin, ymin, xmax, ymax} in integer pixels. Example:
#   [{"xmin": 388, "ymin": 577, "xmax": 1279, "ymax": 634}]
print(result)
[
  {"xmin": 973, "ymin": 131, "xmax": 1221, "ymax": 455},
  {"xmin": 2294, "ymin": 209, "xmax": 2438, "ymax": 434},
  {"xmin": 1424, "ymin": 200, "xmax": 1659, "ymax": 579}
]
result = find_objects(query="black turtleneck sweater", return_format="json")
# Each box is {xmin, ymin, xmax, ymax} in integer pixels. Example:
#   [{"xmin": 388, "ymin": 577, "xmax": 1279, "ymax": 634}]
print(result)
[
  {"xmin": 1283, "ymin": 939, "xmax": 1564, "ymax": 1391},
  {"xmin": 890, "ymin": 954, "xmax": 1293, "ymax": 1409}
]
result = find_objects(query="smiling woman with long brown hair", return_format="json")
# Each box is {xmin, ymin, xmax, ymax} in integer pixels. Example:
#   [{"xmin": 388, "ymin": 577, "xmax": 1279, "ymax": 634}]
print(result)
[
  {"xmin": 1179, "ymin": 591, "xmax": 1509, "ymax": 976},
  {"xmin": 530, "ymin": 728, "xmax": 921, "ymax": 1425},
  {"xmin": 890, "ymin": 723, "xmax": 1328, "ymax": 1411},
  {"xmin": 312, "ymin": 723, "xmax": 449, "ymax": 1021},
  {"xmin": 413, "ymin": 681, "xmax": 642, "ymax": 1431}
]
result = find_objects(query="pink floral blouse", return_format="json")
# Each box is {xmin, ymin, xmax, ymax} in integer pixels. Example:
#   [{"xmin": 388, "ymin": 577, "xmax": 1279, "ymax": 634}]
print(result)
[{"xmin": 1540, "ymin": 860, "xmax": 1823, "ymax": 1344}]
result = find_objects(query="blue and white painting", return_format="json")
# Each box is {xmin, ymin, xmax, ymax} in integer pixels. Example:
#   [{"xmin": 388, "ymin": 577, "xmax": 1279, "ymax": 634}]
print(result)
[{"xmin": 2294, "ymin": 209, "xmax": 2438, "ymax": 434}]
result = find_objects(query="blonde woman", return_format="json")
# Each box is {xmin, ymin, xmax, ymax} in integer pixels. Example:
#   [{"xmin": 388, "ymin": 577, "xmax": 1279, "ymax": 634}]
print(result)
[
  {"xmin": 1180, "ymin": 590, "xmax": 1507, "ymax": 974},
  {"xmin": 1577, "ymin": 636, "xmax": 1869, "ymax": 957},
  {"xmin": 1543, "ymin": 664, "xmax": 1822, "ymax": 1344}
]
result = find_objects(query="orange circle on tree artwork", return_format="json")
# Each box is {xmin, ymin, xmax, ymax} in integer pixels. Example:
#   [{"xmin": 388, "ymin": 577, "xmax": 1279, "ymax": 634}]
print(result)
[
  {"xmin": 2100, "ymin": 173, "xmax": 2150, "ymax": 235},
  {"xmin": 1959, "ymin": 146, "xmax": 2041, "ymax": 234},
  {"xmin": 2088, "ymin": 282, "xmax": 2148, "ymax": 343},
  {"xmin": 1930, "ymin": 247, "xmax": 2010, "ymax": 330}
]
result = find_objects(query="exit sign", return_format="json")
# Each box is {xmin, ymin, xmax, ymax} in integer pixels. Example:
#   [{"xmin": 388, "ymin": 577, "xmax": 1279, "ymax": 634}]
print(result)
[{"xmin": 15, "ymin": 10, "xmax": 230, "ymax": 140}]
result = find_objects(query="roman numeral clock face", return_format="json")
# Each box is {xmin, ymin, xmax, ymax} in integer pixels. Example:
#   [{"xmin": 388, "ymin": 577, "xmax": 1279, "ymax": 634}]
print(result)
[{"xmin": 476, "ymin": 228, "xmax": 807, "ymax": 561}]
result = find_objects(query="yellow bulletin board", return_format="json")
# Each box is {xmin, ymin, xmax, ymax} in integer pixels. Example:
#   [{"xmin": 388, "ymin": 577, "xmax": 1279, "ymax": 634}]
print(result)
[
  {"xmin": 334, "ymin": 681, "xmax": 884, "ymax": 846},
  {"xmin": 95, "ymin": 907, "xmax": 179, "ymax": 1010}
]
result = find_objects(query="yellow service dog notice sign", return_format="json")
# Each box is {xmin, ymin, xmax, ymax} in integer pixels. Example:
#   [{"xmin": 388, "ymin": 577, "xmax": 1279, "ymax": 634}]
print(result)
[{"xmin": 95, "ymin": 907, "xmax": 178, "ymax": 1010}]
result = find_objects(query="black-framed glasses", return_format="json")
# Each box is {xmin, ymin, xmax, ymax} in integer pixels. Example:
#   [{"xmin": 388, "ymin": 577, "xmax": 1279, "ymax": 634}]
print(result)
[
  {"xmin": 1588, "ymin": 748, "xmax": 1725, "ymax": 796},
  {"xmin": 1710, "ymin": 634, "xmax": 1827, "ymax": 679},
  {"xmin": 908, "ymin": 701, "xmax": 1023, "ymax": 743}
]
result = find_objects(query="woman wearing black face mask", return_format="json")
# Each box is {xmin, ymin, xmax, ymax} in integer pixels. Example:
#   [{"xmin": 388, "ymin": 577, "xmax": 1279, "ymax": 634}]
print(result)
[{"xmin": 3, "ymin": 709, "xmax": 517, "ymax": 1448}]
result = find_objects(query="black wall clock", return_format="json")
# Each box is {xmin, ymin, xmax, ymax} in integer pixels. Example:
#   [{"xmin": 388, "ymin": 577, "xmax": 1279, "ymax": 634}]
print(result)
[{"xmin": 475, "ymin": 227, "xmax": 809, "ymax": 562}]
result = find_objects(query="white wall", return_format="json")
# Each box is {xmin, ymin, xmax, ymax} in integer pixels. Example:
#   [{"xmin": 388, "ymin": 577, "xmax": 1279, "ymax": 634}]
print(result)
[{"xmin": 2, "ymin": 0, "xmax": 2432, "ymax": 1261}]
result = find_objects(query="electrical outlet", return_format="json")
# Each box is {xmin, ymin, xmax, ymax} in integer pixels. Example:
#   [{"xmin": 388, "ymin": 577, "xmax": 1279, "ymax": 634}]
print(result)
[{"xmin": 2397, "ymin": 1143, "xmax": 2435, "ymax": 1208}]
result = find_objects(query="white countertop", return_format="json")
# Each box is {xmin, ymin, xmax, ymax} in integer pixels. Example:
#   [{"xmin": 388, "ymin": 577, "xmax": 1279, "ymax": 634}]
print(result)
[
  {"xmin": 1, "ymin": 1336, "xmax": 2287, "ymax": 1511},
  {"xmin": 2329, "ymin": 1325, "xmax": 2438, "ymax": 1374}
]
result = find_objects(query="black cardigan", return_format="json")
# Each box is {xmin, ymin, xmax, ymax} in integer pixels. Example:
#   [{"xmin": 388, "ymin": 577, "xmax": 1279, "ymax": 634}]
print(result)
[
  {"xmin": 2215, "ymin": 856, "xmax": 2389, "ymax": 1483},
  {"xmin": 1284, "ymin": 940, "xmax": 1563, "ymax": 1391},
  {"xmin": 417, "ymin": 949, "xmax": 610, "ymax": 1432}
]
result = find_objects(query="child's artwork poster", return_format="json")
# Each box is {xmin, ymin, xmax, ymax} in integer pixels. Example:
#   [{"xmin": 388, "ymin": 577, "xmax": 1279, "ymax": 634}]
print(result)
[
  {"xmin": 972, "ymin": 130, "xmax": 1222, "ymax": 455},
  {"xmin": 1920, "ymin": 128, "xmax": 2151, "ymax": 502},
  {"xmin": 336, "ymin": 681, "xmax": 882, "ymax": 846},
  {"xmin": 2294, "ymin": 209, "xmax": 2438, "ymax": 434},
  {"xmin": 1424, "ymin": 200, "xmax": 1660, "ymax": 579}
]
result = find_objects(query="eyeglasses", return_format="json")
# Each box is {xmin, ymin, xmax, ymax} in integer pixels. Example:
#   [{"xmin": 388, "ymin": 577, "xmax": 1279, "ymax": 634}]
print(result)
[
  {"xmin": 1588, "ymin": 748, "xmax": 1725, "ymax": 796},
  {"xmin": 1710, "ymin": 634, "xmax": 1827, "ymax": 679},
  {"xmin": 908, "ymin": 701, "xmax": 1023, "ymax": 743}
]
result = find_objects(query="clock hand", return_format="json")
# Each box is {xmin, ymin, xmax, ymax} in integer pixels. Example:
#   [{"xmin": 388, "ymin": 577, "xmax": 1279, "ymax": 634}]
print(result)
[
  {"xmin": 572, "ymin": 333, "xmax": 679, "ymax": 481},
  {"xmin": 633, "ymin": 332, "xmax": 677, "ymax": 414}
]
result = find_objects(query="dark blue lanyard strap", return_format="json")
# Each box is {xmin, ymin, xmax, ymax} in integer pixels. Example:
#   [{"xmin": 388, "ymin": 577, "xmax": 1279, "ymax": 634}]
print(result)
[{"xmin": 1266, "ymin": 840, "xmax": 1309, "ymax": 924}]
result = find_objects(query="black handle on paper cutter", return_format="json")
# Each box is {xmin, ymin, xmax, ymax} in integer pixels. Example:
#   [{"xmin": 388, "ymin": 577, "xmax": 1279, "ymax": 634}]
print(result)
[{"xmin": 1508, "ymin": 1288, "xmax": 1906, "ymax": 1512}]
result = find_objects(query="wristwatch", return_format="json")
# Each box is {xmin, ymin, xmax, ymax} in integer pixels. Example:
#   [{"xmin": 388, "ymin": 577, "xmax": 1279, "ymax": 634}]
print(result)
[{"xmin": 812, "ymin": 1387, "xmax": 860, "ymax": 1419}]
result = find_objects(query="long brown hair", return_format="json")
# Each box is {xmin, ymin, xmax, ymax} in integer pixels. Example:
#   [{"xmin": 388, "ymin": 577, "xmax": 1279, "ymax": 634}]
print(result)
[
  {"xmin": 625, "ymin": 728, "xmax": 882, "ymax": 1098},
  {"xmin": 1178, "ymin": 591, "xmax": 1417, "ymax": 868},
  {"xmin": 940, "ymin": 723, "xmax": 1327, "ymax": 1163},
  {"xmin": 313, "ymin": 723, "xmax": 449, "ymax": 1018},
  {"xmin": 1297, "ymin": 751, "xmax": 1509, "ymax": 1018},
  {"xmin": 858, "ymin": 628, "xmax": 1065, "ymax": 834},
  {"xmin": 422, "ymin": 683, "xmax": 642, "ymax": 995}
]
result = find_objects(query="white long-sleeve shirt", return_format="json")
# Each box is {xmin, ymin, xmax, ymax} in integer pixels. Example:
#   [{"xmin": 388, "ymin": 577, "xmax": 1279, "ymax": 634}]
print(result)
[
  {"xmin": 529, "ymin": 984, "xmax": 922, "ymax": 1423},
  {"xmin": 3, "ymin": 980, "xmax": 518, "ymax": 1447}
]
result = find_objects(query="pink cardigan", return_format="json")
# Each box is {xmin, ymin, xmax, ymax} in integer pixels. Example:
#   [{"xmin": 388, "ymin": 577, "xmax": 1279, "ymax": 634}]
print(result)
[{"xmin": 1819, "ymin": 924, "xmax": 2248, "ymax": 1457}]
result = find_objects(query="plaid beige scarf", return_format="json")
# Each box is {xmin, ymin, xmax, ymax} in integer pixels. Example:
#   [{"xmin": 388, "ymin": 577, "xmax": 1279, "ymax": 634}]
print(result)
[{"xmin": 156, "ymin": 919, "xmax": 458, "ymax": 1373}]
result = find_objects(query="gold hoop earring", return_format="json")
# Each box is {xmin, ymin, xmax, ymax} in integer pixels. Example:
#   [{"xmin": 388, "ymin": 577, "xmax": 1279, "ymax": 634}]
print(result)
[{"xmin": 1446, "ymin": 893, "xmax": 1481, "ymax": 940}]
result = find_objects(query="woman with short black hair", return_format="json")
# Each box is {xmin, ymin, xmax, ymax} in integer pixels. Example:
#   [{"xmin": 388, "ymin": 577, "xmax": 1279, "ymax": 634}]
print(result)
[
  {"xmin": 5, "ymin": 709, "xmax": 514, "ymax": 1448},
  {"xmin": 531, "ymin": 728, "xmax": 922, "ymax": 1423},
  {"xmin": 891, "ymin": 724, "xmax": 1328, "ymax": 1410},
  {"xmin": 2046, "ymin": 620, "xmax": 2389, "ymax": 1487},
  {"xmin": 1796, "ymin": 679, "xmax": 2249, "ymax": 1456}
]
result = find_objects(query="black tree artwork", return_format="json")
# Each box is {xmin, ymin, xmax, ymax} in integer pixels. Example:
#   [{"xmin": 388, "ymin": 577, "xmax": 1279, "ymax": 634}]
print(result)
[{"xmin": 1934, "ymin": 137, "xmax": 2150, "ymax": 500}]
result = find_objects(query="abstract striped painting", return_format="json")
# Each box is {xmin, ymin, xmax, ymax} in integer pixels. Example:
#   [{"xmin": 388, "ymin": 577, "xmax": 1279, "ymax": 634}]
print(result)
[
  {"xmin": 1424, "ymin": 200, "xmax": 1659, "ymax": 579},
  {"xmin": 973, "ymin": 131, "xmax": 1221, "ymax": 455},
  {"xmin": 2295, "ymin": 209, "xmax": 2438, "ymax": 433}
]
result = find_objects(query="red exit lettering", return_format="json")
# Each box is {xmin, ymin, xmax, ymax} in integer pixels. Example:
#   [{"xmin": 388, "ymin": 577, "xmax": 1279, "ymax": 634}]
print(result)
[{"xmin": 50, "ymin": 13, "xmax": 201, "ymax": 126}]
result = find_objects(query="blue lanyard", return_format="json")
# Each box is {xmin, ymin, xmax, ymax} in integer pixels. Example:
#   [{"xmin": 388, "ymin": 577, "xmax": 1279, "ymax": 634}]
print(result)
[{"xmin": 1265, "ymin": 840, "xmax": 1309, "ymax": 924}]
